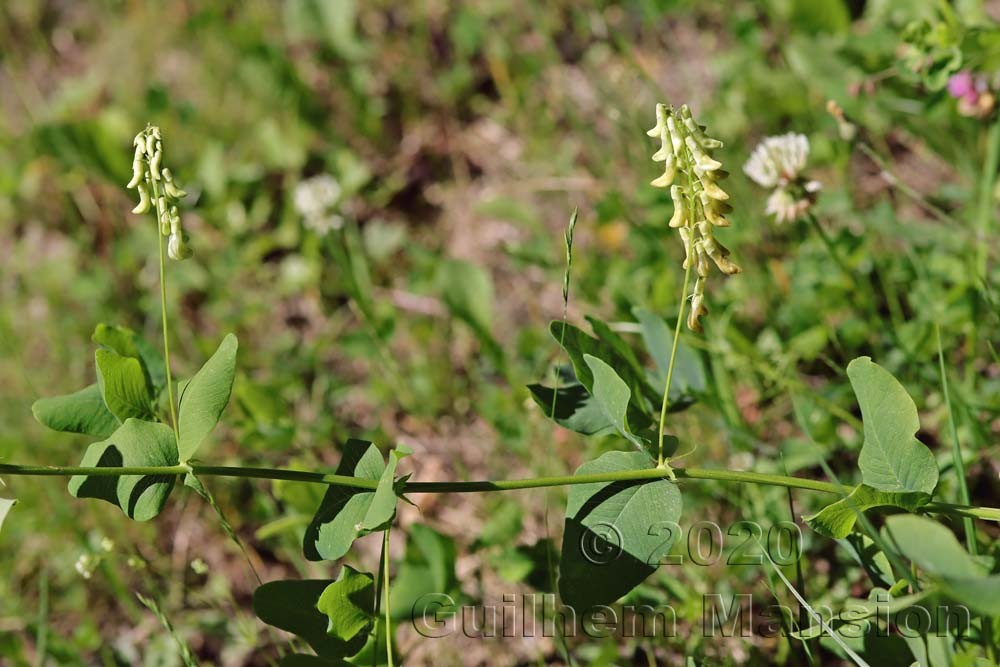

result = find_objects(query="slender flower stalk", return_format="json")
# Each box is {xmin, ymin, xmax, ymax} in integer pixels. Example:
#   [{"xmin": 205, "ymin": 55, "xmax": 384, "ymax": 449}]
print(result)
[{"xmin": 126, "ymin": 125, "xmax": 191, "ymax": 436}]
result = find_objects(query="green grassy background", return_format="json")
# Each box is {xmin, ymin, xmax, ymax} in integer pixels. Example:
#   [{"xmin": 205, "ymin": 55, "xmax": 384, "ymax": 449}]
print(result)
[{"xmin": 1, "ymin": 1, "xmax": 998, "ymax": 665}]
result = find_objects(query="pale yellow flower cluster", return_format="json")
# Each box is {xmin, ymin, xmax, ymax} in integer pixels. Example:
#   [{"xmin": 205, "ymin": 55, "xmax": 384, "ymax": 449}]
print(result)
[
  {"xmin": 648, "ymin": 104, "xmax": 740, "ymax": 331},
  {"xmin": 127, "ymin": 126, "xmax": 192, "ymax": 260}
]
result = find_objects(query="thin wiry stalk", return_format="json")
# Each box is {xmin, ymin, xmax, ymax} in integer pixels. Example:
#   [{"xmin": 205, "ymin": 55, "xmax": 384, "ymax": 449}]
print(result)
[
  {"xmin": 150, "ymin": 176, "xmax": 179, "ymax": 440},
  {"xmin": 936, "ymin": 325, "xmax": 976, "ymax": 555}
]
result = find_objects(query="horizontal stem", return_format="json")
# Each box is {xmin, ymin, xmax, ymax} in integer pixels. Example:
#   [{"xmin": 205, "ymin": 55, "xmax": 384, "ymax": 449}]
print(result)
[{"xmin": 1, "ymin": 462, "xmax": 998, "ymax": 522}]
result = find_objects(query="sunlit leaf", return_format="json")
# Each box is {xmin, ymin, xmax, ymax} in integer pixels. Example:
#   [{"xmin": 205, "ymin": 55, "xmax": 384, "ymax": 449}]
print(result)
[
  {"xmin": 95, "ymin": 349, "xmax": 154, "ymax": 422},
  {"xmin": 32, "ymin": 384, "xmax": 119, "ymax": 438},
  {"xmin": 316, "ymin": 566, "xmax": 375, "ymax": 642},
  {"xmin": 583, "ymin": 355, "xmax": 653, "ymax": 459},
  {"xmin": 253, "ymin": 578, "xmax": 367, "ymax": 658},
  {"xmin": 805, "ymin": 484, "xmax": 930, "ymax": 538},
  {"xmin": 177, "ymin": 334, "xmax": 238, "ymax": 461},
  {"xmin": 362, "ymin": 446, "xmax": 410, "ymax": 531},
  {"xmin": 849, "ymin": 357, "xmax": 938, "ymax": 494},
  {"xmin": 304, "ymin": 440, "xmax": 384, "ymax": 561}
]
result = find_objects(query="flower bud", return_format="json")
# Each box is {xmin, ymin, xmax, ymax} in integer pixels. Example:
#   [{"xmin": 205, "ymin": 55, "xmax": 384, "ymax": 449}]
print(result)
[
  {"xmin": 668, "ymin": 186, "xmax": 688, "ymax": 228},
  {"xmin": 127, "ymin": 159, "xmax": 144, "ymax": 189},
  {"xmin": 699, "ymin": 192, "xmax": 732, "ymax": 226},
  {"xmin": 163, "ymin": 176, "xmax": 187, "ymax": 200},
  {"xmin": 149, "ymin": 149, "xmax": 162, "ymax": 180},
  {"xmin": 687, "ymin": 278, "xmax": 708, "ymax": 332},
  {"xmin": 686, "ymin": 137, "xmax": 722, "ymax": 172},
  {"xmin": 168, "ymin": 232, "xmax": 193, "ymax": 260},
  {"xmin": 699, "ymin": 177, "xmax": 729, "ymax": 201},
  {"xmin": 131, "ymin": 183, "xmax": 151, "ymax": 214}
]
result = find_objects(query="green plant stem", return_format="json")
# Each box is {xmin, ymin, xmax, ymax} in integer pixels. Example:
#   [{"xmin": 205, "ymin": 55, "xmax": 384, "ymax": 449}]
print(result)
[
  {"xmin": 383, "ymin": 528, "xmax": 393, "ymax": 667},
  {"xmin": 150, "ymin": 178, "xmax": 179, "ymax": 439},
  {"xmin": 976, "ymin": 116, "xmax": 1000, "ymax": 278},
  {"xmin": 803, "ymin": 212, "xmax": 852, "ymax": 283},
  {"xmin": 4, "ymin": 461, "xmax": 999, "ymax": 521},
  {"xmin": 936, "ymin": 325, "xmax": 976, "ymax": 555},
  {"xmin": 656, "ymin": 256, "xmax": 693, "ymax": 467}
]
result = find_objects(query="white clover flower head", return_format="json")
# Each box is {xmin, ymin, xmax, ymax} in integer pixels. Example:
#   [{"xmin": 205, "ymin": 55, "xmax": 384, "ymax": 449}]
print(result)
[
  {"xmin": 294, "ymin": 174, "xmax": 342, "ymax": 229},
  {"xmin": 744, "ymin": 133, "xmax": 821, "ymax": 224},
  {"xmin": 743, "ymin": 133, "xmax": 810, "ymax": 188}
]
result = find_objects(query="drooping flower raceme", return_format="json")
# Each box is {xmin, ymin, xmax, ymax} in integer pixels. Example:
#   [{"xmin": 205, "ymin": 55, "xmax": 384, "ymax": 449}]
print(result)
[
  {"xmin": 127, "ymin": 125, "xmax": 192, "ymax": 260},
  {"xmin": 648, "ymin": 103, "xmax": 740, "ymax": 331},
  {"xmin": 743, "ymin": 133, "xmax": 821, "ymax": 224}
]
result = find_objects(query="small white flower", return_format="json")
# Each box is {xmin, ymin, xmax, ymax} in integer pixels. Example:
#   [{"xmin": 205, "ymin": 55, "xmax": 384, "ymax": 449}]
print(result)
[
  {"xmin": 745, "ymin": 133, "xmax": 821, "ymax": 224},
  {"xmin": 302, "ymin": 214, "xmax": 344, "ymax": 236},
  {"xmin": 75, "ymin": 553, "xmax": 97, "ymax": 580},
  {"xmin": 294, "ymin": 174, "xmax": 342, "ymax": 219},
  {"xmin": 744, "ymin": 133, "xmax": 810, "ymax": 188}
]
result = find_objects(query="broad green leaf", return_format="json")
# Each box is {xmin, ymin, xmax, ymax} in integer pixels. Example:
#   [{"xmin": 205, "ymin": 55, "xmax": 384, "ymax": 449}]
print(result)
[
  {"xmin": 585, "ymin": 316, "xmax": 645, "ymax": 380},
  {"xmin": 549, "ymin": 321, "xmax": 657, "ymax": 410},
  {"xmin": 633, "ymin": 307, "xmax": 706, "ymax": 399},
  {"xmin": 253, "ymin": 579, "xmax": 367, "ymax": 658},
  {"xmin": 559, "ymin": 451, "xmax": 682, "ymax": 610},
  {"xmin": 583, "ymin": 355, "xmax": 652, "ymax": 459},
  {"xmin": 177, "ymin": 334, "xmax": 238, "ymax": 461},
  {"xmin": 32, "ymin": 384, "xmax": 119, "ymax": 438},
  {"xmin": 316, "ymin": 566, "xmax": 375, "ymax": 642},
  {"xmin": 68, "ymin": 419, "xmax": 178, "ymax": 521},
  {"xmin": 304, "ymin": 440, "xmax": 385, "ymax": 561},
  {"xmin": 0, "ymin": 497, "xmax": 15, "ymax": 534},
  {"xmin": 362, "ymin": 446, "xmax": 410, "ymax": 531},
  {"xmin": 526, "ymin": 382, "xmax": 614, "ymax": 435},
  {"xmin": 92, "ymin": 323, "xmax": 166, "ymax": 390},
  {"xmin": 391, "ymin": 524, "xmax": 459, "ymax": 621},
  {"xmin": 92, "ymin": 323, "xmax": 140, "ymax": 358},
  {"xmin": 805, "ymin": 484, "xmax": 930, "ymax": 538},
  {"xmin": 95, "ymin": 349, "xmax": 154, "ymax": 421},
  {"xmin": 849, "ymin": 357, "xmax": 938, "ymax": 494},
  {"xmin": 883, "ymin": 515, "xmax": 984, "ymax": 580},
  {"xmin": 884, "ymin": 515, "xmax": 1000, "ymax": 616}
]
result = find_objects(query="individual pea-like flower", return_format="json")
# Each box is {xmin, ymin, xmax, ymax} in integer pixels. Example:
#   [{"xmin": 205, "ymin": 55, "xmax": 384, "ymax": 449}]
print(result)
[
  {"xmin": 947, "ymin": 71, "xmax": 996, "ymax": 119},
  {"xmin": 648, "ymin": 103, "xmax": 740, "ymax": 331},
  {"xmin": 127, "ymin": 125, "xmax": 192, "ymax": 260},
  {"xmin": 743, "ymin": 133, "xmax": 821, "ymax": 224}
]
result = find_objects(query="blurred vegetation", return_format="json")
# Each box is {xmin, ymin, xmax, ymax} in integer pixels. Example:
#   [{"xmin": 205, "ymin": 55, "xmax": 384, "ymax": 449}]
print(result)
[{"xmin": 2, "ymin": 0, "xmax": 1000, "ymax": 665}]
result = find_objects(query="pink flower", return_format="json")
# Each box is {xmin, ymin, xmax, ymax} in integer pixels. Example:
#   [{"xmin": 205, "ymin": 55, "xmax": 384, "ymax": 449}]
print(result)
[{"xmin": 948, "ymin": 71, "xmax": 977, "ymax": 102}]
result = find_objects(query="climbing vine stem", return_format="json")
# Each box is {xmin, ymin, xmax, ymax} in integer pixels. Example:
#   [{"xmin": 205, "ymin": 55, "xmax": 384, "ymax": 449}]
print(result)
[{"xmin": 1, "ymin": 462, "xmax": 998, "ymax": 521}]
